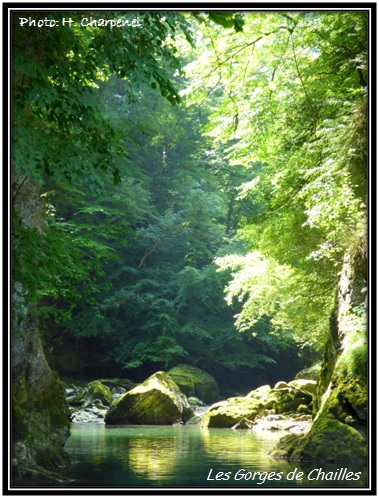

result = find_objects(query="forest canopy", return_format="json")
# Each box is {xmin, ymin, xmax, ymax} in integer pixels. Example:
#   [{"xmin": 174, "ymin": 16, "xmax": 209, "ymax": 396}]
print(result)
[{"xmin": 11, "ymin": 10, "xmax": 368, "ymax": 387}]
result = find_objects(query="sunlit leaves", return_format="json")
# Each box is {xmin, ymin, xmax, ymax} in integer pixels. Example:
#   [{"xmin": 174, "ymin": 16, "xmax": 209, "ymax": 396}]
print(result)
[
  {"xmin": 216, "ymin": 251, "xmax": 293, "ymax": 327},
  {"xmin": 216, "ymin": 250, "xmax": 333, "ymax": 348},
  {"xmin": 182, "ymin": 11, "xmax": 367, "ymax": 349}
]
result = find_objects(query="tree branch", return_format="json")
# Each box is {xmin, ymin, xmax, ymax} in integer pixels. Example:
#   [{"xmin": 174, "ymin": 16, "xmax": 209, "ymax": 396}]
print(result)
[
  {"xmin": 290, "ymin": 33, "xmax": 318, "ymax": 132},
  {"xmin": 137, "ymin": 240, "xmax": 160, "ymax": 269}
]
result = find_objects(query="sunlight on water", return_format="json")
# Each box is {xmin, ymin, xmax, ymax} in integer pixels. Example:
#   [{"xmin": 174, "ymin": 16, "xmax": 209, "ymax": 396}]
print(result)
[{"xmin": 63, "ymin": 423, "xmax": 368, "ymax": 489}]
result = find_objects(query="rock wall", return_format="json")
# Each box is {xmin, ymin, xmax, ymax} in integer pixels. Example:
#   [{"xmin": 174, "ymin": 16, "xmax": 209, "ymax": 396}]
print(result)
[
  {"xmin": 12, "ymin": 320, "xmax": 71, "ymax": 484},
  {"xmin": 269, "ymin": 234, "xmax": 368, "ymax": 463},
  {"xmin": 12, "ymin": 177, "xmax": 71, "ymax": 485}
]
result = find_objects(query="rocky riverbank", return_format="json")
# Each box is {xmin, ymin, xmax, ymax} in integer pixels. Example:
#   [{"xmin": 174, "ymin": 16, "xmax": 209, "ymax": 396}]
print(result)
[{"xmin": 64, "ymin": 369, "xmax": 315, "ymax": 438}]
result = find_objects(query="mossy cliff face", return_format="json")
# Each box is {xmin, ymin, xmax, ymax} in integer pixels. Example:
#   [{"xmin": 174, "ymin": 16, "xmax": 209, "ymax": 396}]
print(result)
[
  {"xmin": 12, "ymin": 317, "xmax": 71, "ymax": 484},
  {"xmin": 270, "ymin": 236, "xmax": 367, "ymax": 463},
  {"xmin": 12, "ymin": 180, "xmax": 71, "ymax": 484}
]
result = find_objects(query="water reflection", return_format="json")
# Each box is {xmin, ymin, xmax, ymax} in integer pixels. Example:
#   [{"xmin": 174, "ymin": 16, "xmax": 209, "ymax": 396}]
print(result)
[
  {"xmin": 64, "ymin": 424, "xmax": 368, "ymax": 488},
  {"xmin": 126, "ymin": 435, "xmax": 181, "ymax": 480},
  {"xmin": 67, "ymin": 424, "xmax": 108, "ymax": 466},
  {"xmin": 201, "ymin": 428, "xmax": 279, "ymax": 464},
  {"xmin": 101, "ymin": 426, "xmax": 194, "ymax": 482}
]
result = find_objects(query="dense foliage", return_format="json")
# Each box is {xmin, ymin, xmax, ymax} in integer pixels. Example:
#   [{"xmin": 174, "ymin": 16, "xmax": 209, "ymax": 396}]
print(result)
[
  {"xmin": 183, "ymin": 11, "xmax": 367, "ymax": 347},
  {"xmin": 12, "ymin": 10, "xmax": 367, "ymax": 389}
]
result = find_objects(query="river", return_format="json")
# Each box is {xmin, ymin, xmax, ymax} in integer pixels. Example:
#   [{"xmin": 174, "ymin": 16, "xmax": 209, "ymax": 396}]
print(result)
[{"xmin": 62, "ymin": 423, "xmax": 368, "ymax": 490}]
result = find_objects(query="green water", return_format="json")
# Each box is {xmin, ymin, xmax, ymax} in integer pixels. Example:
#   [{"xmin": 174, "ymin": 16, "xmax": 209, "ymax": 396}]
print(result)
[{"xmin": 63, "ymin": 423, "xmax": 368, "ymax": 489}]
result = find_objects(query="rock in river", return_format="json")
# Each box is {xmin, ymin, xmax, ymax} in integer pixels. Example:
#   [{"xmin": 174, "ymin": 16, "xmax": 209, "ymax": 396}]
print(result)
[
  {"xmin": 167, "ymin": 364, "xmax": 220, "ymax": 404},
  {"xmin": 200, "ymin": 397, "xmax": 262, "ymax": 428},
  {"xmin": 105, "ymin": 371, "xmax": 194, "ymax": 425}
]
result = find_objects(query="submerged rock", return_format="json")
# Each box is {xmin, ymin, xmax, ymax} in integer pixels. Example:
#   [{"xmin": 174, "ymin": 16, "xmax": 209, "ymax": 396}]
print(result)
[
  {"xmin": 167, "ymin": 364, "xmax": 220, "ymax": 403},
  {"xmin": 105, "ymin": 371, "xmax": 194, "ymax": 425},
  {"xmin": 232, "ymin": 417, "xmax": 255, "ymax": 430}
]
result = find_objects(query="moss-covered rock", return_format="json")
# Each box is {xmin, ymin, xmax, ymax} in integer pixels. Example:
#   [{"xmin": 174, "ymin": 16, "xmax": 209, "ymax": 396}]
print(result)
[
  {"xmin": 270, "ymin": 367, "xmax": 367, "ymax": 463},
  {"xmin": 267, "ymin": 433, "xmax": 301, "ymax": 459},
  {"xmin": 247, "ymin": 384, "xmax": 271, "ymax": 400},
  {"xmin": 270, "ymin": 235, "xmax": 367, "ymax": 463},
  {"xmin": 66, "ymin": 378, "xmax": 138, "ymax": 423},
  {"xmin": 295, "ymin": 364, "xmax": 321, "ymax": 381},
  {"xmin": 97, "ymin": 378, "xmax": 137, "ymax": 391},
  {"xmin": 269, "ymin": 409, "xmax": 366, "ymax": 462},
  {"xmin": 288, "ymin": 379, "xmax": 317, "ymax": 395},
  {"xmin": 297, "ymin": 404, "xmax": 311, "ymax": 414},
  {"xmin": 208, "ymin": 382, "xmax": 315, "ymax": 428},
  {"xmin": 68, "ymin": 380, "xmax": 112, "ymax": 407},
  {"xmin": 200, "ymin": 397, "xmax": 262, "ymax": 428},
  {"xmin": 105, "ymin": 371, "xmax": 194, "ymax": 425},
  {"xmin": 274, "ymin": 381, "xmax": 290, "ymax": 390},
  {"xmin": 249, "ymin": 383, "xmax": 313, "ymax": 414},
  {"xmin": 275, "ymin": 396, "xmax": 312, "ymax": 414},
  {"xmin": 167, "ymin": 364, "xmax": 219, "ymax": 403}
]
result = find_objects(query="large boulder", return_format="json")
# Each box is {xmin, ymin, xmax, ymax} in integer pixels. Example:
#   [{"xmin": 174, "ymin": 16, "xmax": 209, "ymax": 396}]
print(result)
[
  {"xmin": 268, "ymin": 385, "xmax": 313, "ymax": 414},
  {"xmin": 288, "ymin": 379, "xmax": 317, "ymax": 395},
  {"xmin": 247, "ymin": 384, "xmax": 272, "ymax": 400},
  {"xmin": 105, "ymin": 371, "xmax": 194, "ymax": 425},
  {"xmin": 247, "ymin": 382, "xmax": 313, "ymax": 414},
  {"xmin": 167, "ymin": 364, "xmax": 219, "ymax": 403},
  {"xmin": 201, "ymin": 379, "xmax": 315, "ymax": 429},
  {"xmin": 200, "ymin": 397, "xmax": 262, "ymax": 428}
]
